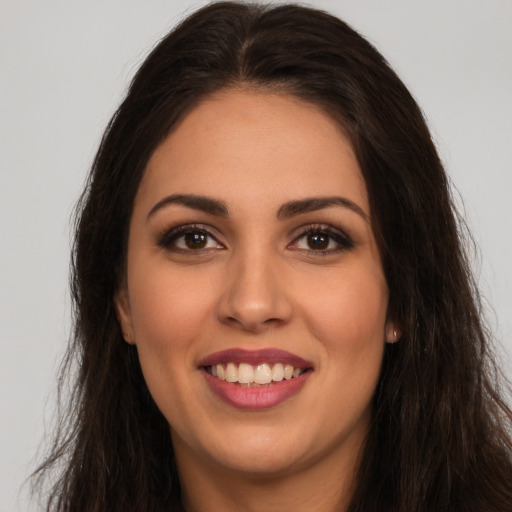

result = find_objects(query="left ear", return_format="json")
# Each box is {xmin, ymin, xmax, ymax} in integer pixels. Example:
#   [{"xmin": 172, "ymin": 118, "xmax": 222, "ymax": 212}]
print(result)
[
  {"xmin": 385, "ymin": 321, "xmax": 402, "ymax": 343},
  {"xmin": 114, "ymin": 284, "xmax": 136, "ymax": 345}
]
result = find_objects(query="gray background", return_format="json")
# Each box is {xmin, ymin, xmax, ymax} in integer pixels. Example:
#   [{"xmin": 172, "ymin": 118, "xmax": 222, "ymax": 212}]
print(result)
[{"xmin": 1, "ymin": 1, "xmax": 510, "ymax": 510}]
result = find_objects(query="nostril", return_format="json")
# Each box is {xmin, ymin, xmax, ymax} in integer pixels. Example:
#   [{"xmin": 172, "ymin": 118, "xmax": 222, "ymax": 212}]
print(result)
[
  {"xmin": 222, "ymin": 314, "xmax": 284, "ymax": 333},
  {"xmin": 263, "ymin": 317, "xmax": 282, "ymax": 324},
  {"xmin": 216, "ymin": 276, "xmax": 293, "ymax": 331}
]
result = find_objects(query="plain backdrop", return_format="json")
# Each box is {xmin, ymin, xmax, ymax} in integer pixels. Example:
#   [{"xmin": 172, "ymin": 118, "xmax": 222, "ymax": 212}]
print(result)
[{"xmin": 1, "ymin": 1, "xmax": 511, "ymax": 510}]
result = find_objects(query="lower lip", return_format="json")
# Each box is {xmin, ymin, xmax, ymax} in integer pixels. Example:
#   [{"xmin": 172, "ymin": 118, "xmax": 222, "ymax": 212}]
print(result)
[{"xmin": 202, "ymin": 370, "xmax": 311, "ymax": 410}]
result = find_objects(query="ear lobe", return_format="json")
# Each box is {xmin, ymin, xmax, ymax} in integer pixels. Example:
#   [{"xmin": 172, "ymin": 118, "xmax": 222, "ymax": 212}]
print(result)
[
  {"xmin": 114, "ymin": 286, "xmax": 135, "ymax": 344},
  {"xmin": 385, "ymin": 322, "xmax": 402, "ymax": 344}
]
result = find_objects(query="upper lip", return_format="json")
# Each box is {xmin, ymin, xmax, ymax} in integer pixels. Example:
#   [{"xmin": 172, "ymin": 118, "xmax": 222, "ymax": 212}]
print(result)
[{"xmin": 198, "ymin": 348, "xmax": 313, "ymax": 369}]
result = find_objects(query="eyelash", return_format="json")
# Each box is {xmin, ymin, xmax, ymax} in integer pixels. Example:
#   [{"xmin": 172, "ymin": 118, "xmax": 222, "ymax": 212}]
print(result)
[
  {"xmin": 156, "ymin": 224, "xmax": 222, "ymax": 253},
  {"xmin": 288, "ymin": 224, "xmax": 354, "ymax": 256},
  {"xmin": 156, "ymin": 223, "xmax": 354, "ymax": 256}
]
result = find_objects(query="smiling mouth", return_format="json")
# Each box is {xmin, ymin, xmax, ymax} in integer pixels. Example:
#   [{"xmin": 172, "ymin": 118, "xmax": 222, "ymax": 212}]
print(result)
[
  {"xmin": 199, "ymin": 349, "xmax": 313, "ymax": 408},
  {"xmin": 204, "ymin": 362, "xmax": 310, "ymax": 387}
]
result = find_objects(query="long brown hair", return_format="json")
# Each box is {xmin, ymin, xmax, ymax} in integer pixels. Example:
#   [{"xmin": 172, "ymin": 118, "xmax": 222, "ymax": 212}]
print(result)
[{"xmin": 34, "ymin": 2, "xmax": 512, "ymax": 511}]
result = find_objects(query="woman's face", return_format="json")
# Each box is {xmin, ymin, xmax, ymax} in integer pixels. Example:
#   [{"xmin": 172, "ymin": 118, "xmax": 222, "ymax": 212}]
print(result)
[{"xmin": 116, "ymin": 89, "xmax": 394, "ymax": 478}]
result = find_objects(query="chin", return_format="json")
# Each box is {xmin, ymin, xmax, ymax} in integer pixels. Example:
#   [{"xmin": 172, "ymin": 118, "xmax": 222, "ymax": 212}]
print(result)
[
  {"xmin": 173, "ymin": 419, "xmax": 313, "ymax": 477},
  {"xmin": 212, "ymin": 444, "xmax": 308, "ymax": 477}
]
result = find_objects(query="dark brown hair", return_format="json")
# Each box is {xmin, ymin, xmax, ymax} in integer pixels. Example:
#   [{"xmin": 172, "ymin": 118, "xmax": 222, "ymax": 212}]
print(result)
[{"xmin": 34, "ymin": 2, "xmax": 512, "ymax": 511}]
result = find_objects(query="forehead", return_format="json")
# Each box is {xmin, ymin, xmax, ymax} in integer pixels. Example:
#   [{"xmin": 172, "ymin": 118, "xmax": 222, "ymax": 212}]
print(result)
[{"xmin": 137, "ymin": 89, "xmax": 368, "ymax": 214}]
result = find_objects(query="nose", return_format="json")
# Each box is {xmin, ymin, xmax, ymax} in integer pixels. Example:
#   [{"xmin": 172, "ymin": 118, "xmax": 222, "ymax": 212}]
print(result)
[{"xmin": 216, "ymin": 249, "xmax": 292, "ymax": 333}]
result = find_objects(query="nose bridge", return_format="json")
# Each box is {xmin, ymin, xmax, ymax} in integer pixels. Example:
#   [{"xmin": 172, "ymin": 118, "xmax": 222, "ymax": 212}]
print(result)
[{"xmin": 217, "ymin": 242, "xmax": 291, "ymax": 332}]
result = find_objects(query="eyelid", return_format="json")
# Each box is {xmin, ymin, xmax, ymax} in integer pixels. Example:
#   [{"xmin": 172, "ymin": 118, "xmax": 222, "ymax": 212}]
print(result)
[
  {"xmin": 156, "ymin": 223, "xmax": 225, "ymax": 252},
  {"xmin": 155, "ymin": 221, "xmax": 353, "ymax": 255},
  {"xmin": 288, "ymin": 223, "xmax": 354, "ymax": 253}
]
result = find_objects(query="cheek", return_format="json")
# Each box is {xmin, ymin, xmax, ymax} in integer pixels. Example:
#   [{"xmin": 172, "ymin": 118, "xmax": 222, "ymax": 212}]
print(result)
[
  {"xmin": 128, "ymin": 262, "xmax": 213, "ymax": 347},
  {"xmin": 301, "ymin": 266, "xmax": 389, "ymax": 351},
  {"xmin": 308, "ymin": 270, "xmax": 388, "ymax": 419},
  {"xmin": 298, "ymin": 260, "xmax": 388, "ymax": 412},
  {"xmin": 126, "ymin": 262, "xmax": 216, "ymax": 412},
  {"xmin": 126, "ymin": 265, "xmax": 214, "ymax": 424}
]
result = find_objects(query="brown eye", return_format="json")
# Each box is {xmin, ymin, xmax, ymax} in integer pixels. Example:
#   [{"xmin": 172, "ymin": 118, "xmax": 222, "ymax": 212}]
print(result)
[
  {"xmin": 307, "ymin": 233, "xmax": 329, "ymax": 250},
  {"xmin": 289, "ymin": 225, "xmax": 354, "ymax": 254},
  {"xmin": 184, "ymin": 232, "xmax": 207, "ymax": 249},
  {"xmin": 157, "ymin": 225, "xmax": 224, "ymax": 252}
]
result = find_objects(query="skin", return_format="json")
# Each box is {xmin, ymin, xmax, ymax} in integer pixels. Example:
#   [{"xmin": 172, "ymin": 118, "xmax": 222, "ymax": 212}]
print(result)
[{"xmin": 116, "ymin": 89, "xmax": 398, "ymax": 512}]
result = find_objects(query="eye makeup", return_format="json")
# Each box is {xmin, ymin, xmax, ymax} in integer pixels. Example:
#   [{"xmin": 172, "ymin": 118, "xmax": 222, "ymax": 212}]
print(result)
[
  {"xmin": 155, "ymin": 220, "xmax": 354, "ymax": 260},
  {"xmin": 288, "ymin": 223, "xmax": 355, "ymax": 256},
  {"xmin": 156, "ymin": 223, "xmax": 224, "ymax": 254}
]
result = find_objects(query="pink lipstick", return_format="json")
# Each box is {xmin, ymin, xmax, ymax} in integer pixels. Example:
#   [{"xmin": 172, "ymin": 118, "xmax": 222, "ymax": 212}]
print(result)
[
  {"xmin": 199, "ymin": 348, "xmax": 312, "ymax": 368},
  {"xmin": 199, "ymin": 348, "xmax": 313, "ymax": 410}
]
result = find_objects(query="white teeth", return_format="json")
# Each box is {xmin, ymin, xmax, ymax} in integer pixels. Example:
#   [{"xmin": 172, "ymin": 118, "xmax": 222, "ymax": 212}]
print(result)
[
  {"xmin": 209, "ymin": 362, "xmax": 307, "ymax": 384},
  {"xmin": 238, "ymin": 363, "xmax": 254, "ymax": 384},
  {"xmin": 272, "ymin": 363, "xmax": 284, "ymax": 381},
  {"xmin": 225, "ymin": 362, "xmax": 238, "ymax": 383},
  {"xmin": 254, "ymin": 363, "xmax": 272, "ymax": 384},
  {"xmin": 284, "ymin": 364, "xmax": 294, "ymax": 380}
]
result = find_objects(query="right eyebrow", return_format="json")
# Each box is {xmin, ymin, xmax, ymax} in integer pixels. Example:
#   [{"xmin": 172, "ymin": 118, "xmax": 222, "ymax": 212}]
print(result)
[
  {"xmin": 277, "ymin": 196, "xmax": 368, "ymax": 222},
  {"xmin": 146, "ymin": 194, "xmax": 229, "ymax": 221}
]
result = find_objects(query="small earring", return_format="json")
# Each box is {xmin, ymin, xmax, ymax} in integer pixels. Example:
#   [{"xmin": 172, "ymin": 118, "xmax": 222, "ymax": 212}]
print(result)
[{"xmin": 387, "ymin": 327, "xmax": 400, "ymax": 343}]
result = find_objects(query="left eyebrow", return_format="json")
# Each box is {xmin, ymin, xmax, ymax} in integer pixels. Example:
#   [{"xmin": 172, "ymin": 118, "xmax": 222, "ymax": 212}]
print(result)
[
  {"xmin": 277, "ymin": 196, "xmax": 368, "ymax": 222},
  {"xmin": 146, "ymin": 193, "xmax": 229, "ymax": 220}
]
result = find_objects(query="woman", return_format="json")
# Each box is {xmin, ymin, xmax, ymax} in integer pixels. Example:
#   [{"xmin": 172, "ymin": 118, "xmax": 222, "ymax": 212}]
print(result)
[{"xmin": 34, "ymin": 2, "xmax": 512, "ymax": 511}]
